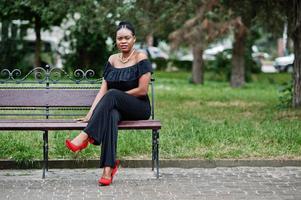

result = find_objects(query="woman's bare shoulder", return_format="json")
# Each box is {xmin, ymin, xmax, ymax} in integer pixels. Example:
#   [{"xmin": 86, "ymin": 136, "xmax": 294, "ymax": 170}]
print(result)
[
  {"xmin": 136, "ymin": 51, "xmax": 148, "ymax": 62},
  {"xmin": 108, "ymin": 54, "xmax": 119, "ymax": 65}
]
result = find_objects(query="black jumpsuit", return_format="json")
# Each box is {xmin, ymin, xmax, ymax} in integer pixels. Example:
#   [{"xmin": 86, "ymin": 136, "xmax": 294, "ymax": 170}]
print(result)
[{"xmin": 84, "ymin": 59, "xmax": 152, "ymax": 168}]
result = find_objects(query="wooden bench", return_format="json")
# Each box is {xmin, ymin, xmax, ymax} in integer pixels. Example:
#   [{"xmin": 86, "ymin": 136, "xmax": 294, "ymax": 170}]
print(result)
[{"xmin": 0, "ymin": 66, "xmax": 161, "ymax": 178}]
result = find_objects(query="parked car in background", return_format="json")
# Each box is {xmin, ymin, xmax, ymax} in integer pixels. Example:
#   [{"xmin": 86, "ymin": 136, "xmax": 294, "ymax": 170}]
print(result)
[
  {"xmin": 180, "ymin": 45, "xmax": 231, "ymax": 61},
  {"xmin": 273, "ymin": 54, "xmax": 294, "ymax": 72},
  {"xmin": 136, "ymin": 46, "xmax": 169, "ymax": 60},
  {"xmin": 135, "ymin": 45, "xmax": 169, "ymax": 70},
  {"xmin": 146, "ymin": 46, "xmax": 169, "ymax": 59}
]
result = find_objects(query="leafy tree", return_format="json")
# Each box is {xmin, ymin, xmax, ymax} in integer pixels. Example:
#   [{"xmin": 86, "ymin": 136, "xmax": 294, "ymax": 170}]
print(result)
[
  {"xmin": 0, "ymin": 0, "xmax": 69, "ymax": 68},
  {"xmin": 255, "ymin": 0, "xmax": 301, "ymax": 108},
  {"xmin": 62, "ymin": 1, "xmax": 112, "ymax": 76},
  {"xmin": 222, "ymin": 0, "xmax": 259, "ymax": 88},
  {"xmin": 0, "ymin": 19, "xmax": 25, "ymax": 71},
  {"xmin": 290, "ymin": 1, "xmax": 301, "ymax": 108},
  {"xmin": 124, "ymin": 0, "xmax": 232, "ymax": 84},
  {"xmin": 99, "ymin": 0, "xmax": 185, "ymax": 46},
  {"xmin": 169, "ymin": 0, "xmax": 231, "ymax": 84}
]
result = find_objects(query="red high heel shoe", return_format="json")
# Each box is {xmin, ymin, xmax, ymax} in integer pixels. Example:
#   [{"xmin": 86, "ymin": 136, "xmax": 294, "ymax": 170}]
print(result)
[
  {"xmin": 98, "ymin": 160, "xmax": 120, "ymax": 186},
  {"xmin": 65, "ymin": 137, "xmax": 94, "ymax": 152},
  {"xmin": 88, "ymin": 137, "xmax": 95, "ymax": 144},
  {"xmin": 111, "ymin": 160, "xmax": 120, "ymax": 180}
]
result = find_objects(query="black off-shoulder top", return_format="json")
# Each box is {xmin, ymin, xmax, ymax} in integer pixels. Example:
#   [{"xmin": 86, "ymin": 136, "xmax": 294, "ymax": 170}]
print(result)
[{"xmin": 103, "ymin": 59, "xmax": 153, "ymax": 98}]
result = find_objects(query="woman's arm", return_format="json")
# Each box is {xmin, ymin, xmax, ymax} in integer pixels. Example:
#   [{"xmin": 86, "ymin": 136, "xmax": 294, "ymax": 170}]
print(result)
[
  {"xmin": 82, "ymin": 55, "xmax": 116, "ymax": 121},
  {"xmin": 126, "ymin": 72, "xmax": 151, "ymax": 97},
  {"xmin": 87, "ymin": 79, "xmax": 108, "ymax": 117},
  {"xmin": 77, "ymin": 79, "xmax": 108, "ymax": 122},
  {"xmin": 126, "ymin": 52, "xmax": 151, "ymax": 97}
]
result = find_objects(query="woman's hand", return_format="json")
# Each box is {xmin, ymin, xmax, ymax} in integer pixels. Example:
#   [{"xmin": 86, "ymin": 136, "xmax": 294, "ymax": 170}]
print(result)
[{"xmin": 75, "ymin": 116, "xmax": 90, "ymax": 123}]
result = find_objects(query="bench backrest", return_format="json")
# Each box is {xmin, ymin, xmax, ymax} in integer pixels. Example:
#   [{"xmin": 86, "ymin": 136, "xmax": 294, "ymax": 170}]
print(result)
[
  {"xmin": 0, "ymin": 66, "xmax": 155, "ymax": 119},
  {"xmin": 0, "ymin": 89, "xmax": 98, "ymax": 107}
]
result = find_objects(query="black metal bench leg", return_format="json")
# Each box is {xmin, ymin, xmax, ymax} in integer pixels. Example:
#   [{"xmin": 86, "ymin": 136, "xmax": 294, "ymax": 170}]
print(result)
[
  {"xmin": 152, "ymin": 130, "xmax": 155, "ymax": 171},
  {"xmin": 42, "ymin": 131, "xmax": 46, "ymax": 179},
  {"xmin": 42, "ymin": 131, "xmax": 48, "ymax": 179},
  {"xmin": 154, "ymin": 130, "xmax": 159, "ymax": 179},
  {"xmin": 45, "ymin": 130, "xmax": 49, "ymax": 172}
]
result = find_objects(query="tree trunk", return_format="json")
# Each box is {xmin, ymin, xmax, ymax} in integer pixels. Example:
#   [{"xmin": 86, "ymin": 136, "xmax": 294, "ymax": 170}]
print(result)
[
  {"xmin": 82, "ymin": 51, "xmax": 91, "ymax": 68},
  {"xmin": 292, "ymin": 34, "xmax": 301, "ymax": 108},
  {"xmin": 230, "ymin": 18, "xmax": 247, "ymax": 88},
  {"xmin": 192, "ymin": 45, "xmax": 204, "ymax": 84},
  {"xmin": 292, "ymin": 1, "xmax": 301, "ymax": 107},
  {"xmin": 34, "ymin": 15, "xmax": 41, "ymax": 68},
  {"xmin": 1, "ymin": 20, "xmax": 9, "ymax": 40},
  {"xmin": 1, "ymin": 21, "xmax": 10, "ymax": 68}
]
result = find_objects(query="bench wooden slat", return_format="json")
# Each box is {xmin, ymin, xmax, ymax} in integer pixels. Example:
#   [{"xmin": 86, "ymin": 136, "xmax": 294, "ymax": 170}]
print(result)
[
  {"xmin": 0, "ymin": 120, "xmax": 161, "ymax": 131},
  {"xmin": 0, "ymin": 89, "xmax": 98, "ymax": 107}
]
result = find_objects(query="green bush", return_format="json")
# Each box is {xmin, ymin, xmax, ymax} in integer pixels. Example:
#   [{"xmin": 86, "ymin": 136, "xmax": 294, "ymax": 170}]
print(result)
[
  {"xmin": 151, "ymin": 58, "xmax": 192, "ymax": 71},
  {"xmin": 205, "ymin": 49, "xmax": 262, "ymax": 82},
  {"xmin": 0, "ymin": 38, "xmax": 59, "ymax": 77},
  {"xmin": 62, "ymin": 28, "xmax": 110, "ymax": 78},
  {"xmin": 205, "ymin": 50, "xmax": 232, "ymax": 82},
  {"xmin": 245, "ymin": 49, "xmax": 262, "ymax": 82},
  {"xmin": 171, "ymin": 59, "xmax": 192, "ymax": 71},
  {"xmin": 278, "ymin": 80, "xmax": 293, "ymax": 108},
  {"xmin": 150, "ymin": 58, "xmax": 168, "ymax": 70}
]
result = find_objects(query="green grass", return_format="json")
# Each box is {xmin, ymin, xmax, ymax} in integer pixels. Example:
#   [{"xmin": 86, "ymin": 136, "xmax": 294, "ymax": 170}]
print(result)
[{"xmin": 0, "ymin": 71, "xmax": 300, "ymax": 161}]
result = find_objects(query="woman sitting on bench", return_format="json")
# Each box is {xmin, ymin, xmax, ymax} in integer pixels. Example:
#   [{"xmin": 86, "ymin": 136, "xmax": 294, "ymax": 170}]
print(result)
[{"xmin": 65, "ymin": 21, "xmax": 152, "ymax": 186}]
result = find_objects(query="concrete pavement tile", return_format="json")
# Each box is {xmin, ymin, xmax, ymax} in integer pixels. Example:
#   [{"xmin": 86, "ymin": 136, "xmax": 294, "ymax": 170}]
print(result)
[{"xmin": 0, "ymin": 167, "xmax": 301, "ymax": 200}]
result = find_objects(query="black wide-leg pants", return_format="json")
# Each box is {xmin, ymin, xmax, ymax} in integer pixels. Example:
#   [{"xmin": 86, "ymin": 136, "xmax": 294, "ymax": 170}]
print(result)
[{"xmin": 84, "ymin": 89, "xmax": 151, "ymax": 168}]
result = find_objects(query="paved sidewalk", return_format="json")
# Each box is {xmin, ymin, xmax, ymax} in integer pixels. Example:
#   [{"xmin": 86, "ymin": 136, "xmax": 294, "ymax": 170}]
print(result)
[{"xmin": 0, "ymin": 167, "xmax": 300, "ymax": 200}]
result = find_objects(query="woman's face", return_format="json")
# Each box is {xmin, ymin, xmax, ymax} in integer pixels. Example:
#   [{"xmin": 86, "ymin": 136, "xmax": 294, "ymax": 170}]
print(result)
[{"xmin": 116, "ymin": 28, "xmax": 136, "ymax": 53}]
